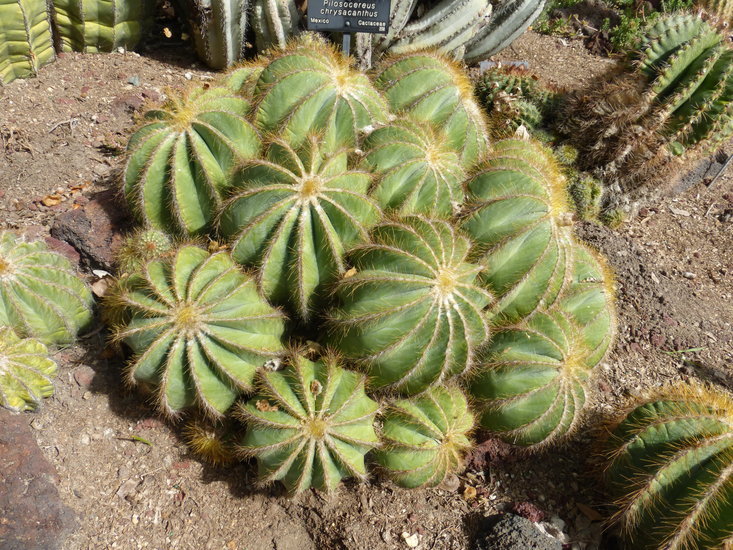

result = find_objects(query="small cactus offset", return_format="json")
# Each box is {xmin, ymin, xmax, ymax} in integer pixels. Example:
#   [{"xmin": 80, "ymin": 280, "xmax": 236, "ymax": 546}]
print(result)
[
  {"xmin": 115, "ymin": 228, "xmax": 174, "ymax": 275},
  {"xmin": 110, "ymin": 245, "xmax": 286, "ymax": 417},
  {"xmin": 359, "ymin": 119, "xmax": 466, "ymax": 218},
  {"xmin": 0, "ymin": 0, "xmax": 55, "ymax": 85},
  {"xmin": 458, "ymin": 138, "xmax": 572, "ymax": 326},
  {"xmin": 0, "ymin": 231, "xmax": 93, "ymax": 345},
  {"xmin": 124, "ymin": 86, "xmax": 261, "ymax": 236},
  {"xmin": 251, "ymin": 0, "xmax": 300, "ymax": 52},
  {"xmin": 328, "ymin": 216, "xmax": 491, "ymax": 396},
  {"xmin": 178, "ymin": 0, "xmax": 248, "ymax": 69},
  {"xmin": 375, "ymin": 385, "xmax": 474, "ymax": 488},
  {"xmin": 374, "ymin": 51, "xmax": 489, "ymax": 167},
  {"xmin": 604, "ymin": 383, "xmax": 733, "ymax": 550},
  {"xmin": 218, "ymin": 135, "xmax": 381, "ymax": 320},
  {"xmin": 51, "ymin": 0, "xmax": 154, "ymax": 53},
  {"xmin": 238, "ymin": 353, "xmax": 380, "ymax": 493},
  {"xmin": 0, "ymin": 327, "xmax": 58, "ymax": 412},
  {"xmin": 182, "ymin": 417, "xmax": 238, "ymax": 465}
]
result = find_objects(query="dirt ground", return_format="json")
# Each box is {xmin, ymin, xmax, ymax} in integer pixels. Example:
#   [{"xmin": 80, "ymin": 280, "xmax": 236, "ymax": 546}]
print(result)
[{"xmin": 1, "ymin": 31, "xmax": 732, "ymax": 550}]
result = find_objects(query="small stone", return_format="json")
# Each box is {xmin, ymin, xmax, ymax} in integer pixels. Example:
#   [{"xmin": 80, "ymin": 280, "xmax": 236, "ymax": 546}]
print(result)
[
  {"xmin": 682, "ymin": 272, "xmax": 697, "ymax": 280},
  {"xmin": 82, "ymin": 391, "xmax": 92, "ymax": 400},
  {"xmin": 184, "ymin": 72, "xmax": 193, "ymax": 80},
  {"xmin": 401, "ymin": 532, "xmax": 419, "ymax": 548},
  {"xmin": 30, "ymin": 418, "xmax": 44, "ymax": 430},
  {"xmin": 73, "ymin": 365, "xmax": 95, "ymax": 388},
  {"xmin": 127, "ymin": 75, "xmax": 140, "ymax": 86},
  {"xmin": 79, "ymin": 434, "xmax": 90, "ymax": 445}
]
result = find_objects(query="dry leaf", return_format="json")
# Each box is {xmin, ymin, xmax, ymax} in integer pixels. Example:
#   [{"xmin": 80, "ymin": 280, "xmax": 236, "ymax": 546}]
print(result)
[
  {"xmin": 463, "ymin": 485, "xmax": 477, "ymax": 500},
  {"xmin": 41, "ymin": 194, "xmax": 62, "ymax": 206},
  {"xmin": 255, "ymin": 400, "xmax": 278, "ymax": 412},
  {"xmin": 163, "ymin": 27, "xmax": 173, "ymax": 39},
  {"xmin": 344, "ymin": 267, "xmax": 357, "ymax": 278},
  {"xmin": 91, "ymin": 278, "xmax": 110, "ymax": 297}
]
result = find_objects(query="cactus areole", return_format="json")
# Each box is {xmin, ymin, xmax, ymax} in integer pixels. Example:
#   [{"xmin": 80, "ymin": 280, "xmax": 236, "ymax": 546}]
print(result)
[{"xmin": 306, "ymin": 0, "xmax": 391, "ymax": 34}]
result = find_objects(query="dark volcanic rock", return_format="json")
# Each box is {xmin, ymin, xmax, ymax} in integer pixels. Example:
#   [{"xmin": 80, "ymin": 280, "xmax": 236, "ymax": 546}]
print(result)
[
  {"xmin": 0, "ymin": 410, "xmax": 76, "ymax": 550},
  {"xmin": 473, "ymin": 514, "xmax": 561, "ymax": 550}
]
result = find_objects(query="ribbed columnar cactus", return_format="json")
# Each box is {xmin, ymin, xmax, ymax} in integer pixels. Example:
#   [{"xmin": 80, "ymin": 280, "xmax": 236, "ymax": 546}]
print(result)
[
  {"xmin": 179, "ymin": 0, "xmax": 248, "ymax": 69},
  {"xmin": 360, "ymin": 119, "xmax": 466, "ymax": 218},
  {"xmin": 252, "ymin": 0, "xmax": 300, "ymax": 52},
  {"xmin": 218, "ymin": 135, "xmax": 381, "ymax": 320},
  {"xmin": 0, "ymin": 0, "xmax": 55, "ymax": 85},
  {"xmin": 0, "ymin": 231, "xmax": 93, "ymax": 345},
  {"xmin": 115, "ymin": 228, "xmax": 174, "ymax": 275},
  {"xmin": 124, "ymin": 86, "xmax": 261, "ymax": 235},
  {"xmin": 328, "ymin": 216, "xmax": 491, "ymax": 395},
  {"xmin": 459, "ymin": 139, "xmax": 572, "ymax": 326},
  {"xmin": 238, "ymin": 354, "xmax": 379, "ymax": 493},
  {"xmin": 111, "ymin": 245, "xmax": 286, "ymax": 417},
  {"xmin": 374, "ymin": 52, "xmax": 489, "ymax": 166},
  {"xmin": 375, "ymin": 385, "xmax": 474, "ymax": 488},
  {"xmin": 604, "ymin": 383, "xmax": 733, "ymax": 550},
  {"xmin": 698, "ymin": 0, "xmax": 733, "ymax": 23},
  {"xmin": 254, "ymin": 35, "xmax": 388, "ymax": 151},
  {"xmin": 0, "ymin": 327, "xmax": 58, "ymax": 412}
]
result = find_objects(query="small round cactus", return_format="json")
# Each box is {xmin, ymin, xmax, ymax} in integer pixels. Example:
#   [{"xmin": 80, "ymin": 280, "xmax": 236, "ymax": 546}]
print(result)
[
  {"xmin": 375, "ymin": 385, "xmax": 474, "ymax": 488},
  {"xmin": 604, "ymin": 382, "xmax": 733, "ymax": 550},
  {"xmin": 218, "ymin": 135, "xmax": 381, "ymax": 320},
  {"xmin": 328, "ymin": 216, "xmax": 491, "ymax": 395},
  {"xmin": 182, "ymin": 417, "xmax": 237, "ymax": 466},
  {"xmin": 124, "ymin": 86, "xmax": 261, "ymax": 235},
  {"xmin": 0, "ymin": 327, "xmax": 58, "ymax": 412},
  {"xmin": 111, "ymin": 245, "xmax": 286, "ymax": 417},
  {"xmin": 238, "ymin": 353, "xmax": 380, "ymax": 493},
  {"xmin": 0, "ymin": 231, "xmax": 93, "ymax": 345},
  {"xmin": 115, "ymin": 228, "xmax": 174, "ymax": 275}
]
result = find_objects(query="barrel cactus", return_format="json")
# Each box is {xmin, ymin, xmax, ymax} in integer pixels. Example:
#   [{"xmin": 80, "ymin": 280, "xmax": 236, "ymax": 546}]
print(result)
[
  {"xmin": 0, "ymin": 231, "xmax": 93, "ymax": 345},
  {"xmin": 359, "ymin": 119, "xmax": 466, "ymax": 218},
  {"xmin": 110, "ymin": 245, "xmax": 286, "ymax": 417},
  {"xmin": 238, "ymin": 354, "xmax": 380, "ymax": 493},
  {"xmin": 0, "ymin": 327, "xmax": 58, "ymax": 412},
  {"xmin": 328, "ymin": 216, "xmax": 491, "ymax": 396},
  {"xmin": 374, "ymin": 51, "xmax": 489, "ymax": 166},
  {"xmin": 178, "ymin": 0, "xmax": 248, "ymax": 69},
  {"xmin": 604, "ymin": 382, "xmax": 733, "ymax": 550},
  {"xmin": 0, "ymin": 0, "xmax": 55, "ymax": 85},
  {"xmin": 458, "ymin": 138, "xmax": 572, "ymax": 326},
  {"xmin": 375, "ymin": 385, "xmax": 474, "ymax": 488},
  {"xmin": 115, "ymin": 228, "xmax": 174, "ymax": 275},
  {"xmin": 124, "ymin": 85, "xmax": 261, "ymax": 236},
  {"xmin": 218, "ymin": 135, "xmax": 381, "ymax": 320}
]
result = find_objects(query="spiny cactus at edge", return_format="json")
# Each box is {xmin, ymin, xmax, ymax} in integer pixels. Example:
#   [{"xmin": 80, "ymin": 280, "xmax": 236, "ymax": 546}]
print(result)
[
  {"xmin": 0, "ymin": 0, "xmax": 55, "ymax": 85},
  {"xmin": 179, "ymin": 0, "xmax": 248, "ymax": 69},
  {"xmin": 252, "ymin": 0, "xmax": 300, "ymax": 52},
  {"xmin": 0, "ymin": 327, "xmax": 58, "ymax": 412},
  {"xmin": 115, "ymin": 228, "xmax": 175, "ymax": 275}
]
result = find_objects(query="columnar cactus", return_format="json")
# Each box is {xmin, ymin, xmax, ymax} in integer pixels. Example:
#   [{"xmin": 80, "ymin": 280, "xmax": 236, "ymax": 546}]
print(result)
[
  {"xmin": 110, "ymin": 245, "xmax": 286, "ymax": 417},
  {"xmin": 375, "ymin": 385, "xmax": 474, "ymax": 488},
  {"xmin": 698, "ymin": 0, "xmax": 733, "ymax": 23},
  {"xmin": 51, "ymin": 0, "xmax": 154, "ymax": 52},
  {"xmin": 178, "ymin": 0, "xmax": 248, "ymax": 69},
  {"xmin": 458, "ymin": 139, "xmax": 572, "ymax": 326},
  {"xmin": 604, "ymin": 383, "xmax": 733, "ymax": 550},
  {"xmin": 0, "ymin": 0, "xmax": 55, "ymax": 85},
  {"xmin": 238, "ymin": 354, "xmax": 380, "ymax": 493},
  {"xmin": 218, "ymin": 135, "xmax": 381, "ymax": 320},
  {"xmin": 359, "ymin": 119, "xmax": 466, "ymax": 218},
  {"xmin": 0, "ymin": 231, "xmax": 93, "ymax": 345},
  {"xmin": 124, "ymin": 86, "xmax": 261, "ymax": 235},
  {"xmin": 328, "ymin": 216, "xmax": 491, "ymax": 395},
  {"xmin": 115, "ymin": 228, "xmax": 174, "ymax": 275},
  {"xmin": 252, "ymin": 0, "xmax": 300, "ymax": 52},
  {"xmin": 0, "ymin": 327, "xmax": 58, "ymax": 412},
  {"xmin": 374, "ymin": 52, "xmax": 489, "ymax": 166}
]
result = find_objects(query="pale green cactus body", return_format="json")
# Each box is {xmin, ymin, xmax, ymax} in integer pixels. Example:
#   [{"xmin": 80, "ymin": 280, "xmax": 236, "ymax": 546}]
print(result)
[
  {"xmin": 604, "ymin": 383, "xmax": 733, "ymax": 550},
  {"xmin": 360, "ymin": 119, "xmax": 466, "ymax": 218},
  {"xmin": 112, "ymin": 245, "xmax": 286, "ymax": 417},
  {"xmin": 180, "ymin": 0, "xmax": 248, "ymax": 69},
  {"xmin": 115, "ymin": 228, "xmax": 174, "ymax": 275},
  {"xmin": 0, "ymin": 0, "xmax": 55, "ymax": 85},
  {"xmin": 51, "ymin": 0, "xmax": 154, "ymax": 53},
  {"xmin": 0, "ymin": 327, "xmax": 57, "ymax": 412},
  {"xmin": 375, "ymin": 385, "xmax": 474, "ymax": 488},
  {"xmin": 459, "ymin": 139, "xmax": 571, "ymax": 326},
  {"xmin": 254, "ymin": 35, "xmax": 388, "ymax": 152},
  {"xmin": 374, "ymin": 52, "xmax": 489, "ymax": 167},
  {"xmin": 218, "ymin": 136, "xmax": 381, "ymax": 320},
  {"xmin": 239, "ymin": 354, "xmax": 379, "ymax": 493},
  {"xmin": 252, "ymin": 0, "xmax": 300, "ymax": 52},
  {"xmin": 328, "ymin": 216, "xmax": 491, "ymax": 395},
  {"xmin": 221, "ymin": 62, "xmax": 264, "ymax": 95},
  {"xmin": 0, "ymin": 231, "xmax": 93, "ymax": 345},
  {"xmin": 124, "ymin": 86, "xmax": 261, "ymax": 236}
]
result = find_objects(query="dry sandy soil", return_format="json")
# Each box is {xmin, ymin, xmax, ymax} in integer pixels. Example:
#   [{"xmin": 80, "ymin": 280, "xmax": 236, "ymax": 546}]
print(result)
[{"xmin": 0, "ymin": 31, "xmax": 732, "ymax": 550}]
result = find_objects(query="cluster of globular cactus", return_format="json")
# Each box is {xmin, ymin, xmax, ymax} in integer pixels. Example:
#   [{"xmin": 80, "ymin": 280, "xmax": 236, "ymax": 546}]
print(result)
[{"xmin": 0, "ymin": 0, "xmax": 55, "ymax": 85}]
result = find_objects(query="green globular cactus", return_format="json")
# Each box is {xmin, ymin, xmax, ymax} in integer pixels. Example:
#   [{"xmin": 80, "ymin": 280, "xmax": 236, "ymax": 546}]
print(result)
[
  {"xmin": 604, "ymin": 383, "xmax": 733, "ymax": 550},
  {"xmin": 0, "ymin": 231, "xmax": 93, "ymax": 345},
  {"xmin": 111, "ymin": 245, "xmax": 286, "ymax": 417},
  {"xmin": 221, "ymin": 62, "xmax": 264, "ymax": 95},
  {"xmin": 375, "ymin": 385, "xmax": 474, "ymax": 488},
  {"xmin": 252, "ymin": 0, "xmax": 300, "ymax": 52},
  {"xmin": 328, "ymin": 216, "xmax": 491, "ymax": 396},
  {"xmin": 218, "ymin": 135, "xmax": 381, "ymax": 320},
  {"xmin": 179, "ymin": 0, "xmax": 248, "ymax": 69},
  {"xmin": 458, "ymin": 138, "xmax": 572, "ymax": 326},
  {"xmin": 0, "ymin": 327, "xmax": 58, "ymax": 412},
  {"xmin": 359, "ymin": 119, "xmax": 466, "ymax": 218},
  {"xmin": 51, "ymin": 0, "xmax": 154, "ymax": 53},
  {"xmin": 238, "ymin": 354, "xmax": 380, "ymax": 493},
  {"xmin": 115, "ymin": 228, "xmax": 174, "ymax": 275},
  {"xmin": 464, "ymin": 0, "xmax": 547, "ymax": 64},
  {"xmin": 124, "ymin": 86, "xmax": 261, "ymax": 236},
  {"xmin": 0, "ymin": 0, "xmax": 55, "ymax": 85},
  {"xmin": 253, "ymin": 34, "xmax": 388, "ymax": 152},
  {"xmin": 374, "ymin": 51, "xmax": 489, "ymax": 167}
]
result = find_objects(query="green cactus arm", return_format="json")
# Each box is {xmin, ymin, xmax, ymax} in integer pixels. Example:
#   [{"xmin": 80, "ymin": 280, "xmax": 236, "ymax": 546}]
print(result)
[
  {"xmin": 0, "ymin": 0, "xmax": 55, "ymax": 85},
  {"xmin": 463, "ymin": 0, "xmax": 546, "ymax": 64},
  {"xmin": 698, "ymin": 0, "xmax": 733, "ymax": 22},
  {"xmin": 373, "ymin": 0, "xmax": 417, "ymax": 52},
  {"xmin": 636, "ymin": 15, "xmax": 710, "ymax": 77},
  {"xmin": 252, "ymin": 0, "xmax": 300, "ymax": 52},
  {"xmin": 179, "ymin": 0, "xmax": 248, "ymax": 69},
  {"xmin": 0, "ymin": 327, "xmax": 58, "ymax": 412}
]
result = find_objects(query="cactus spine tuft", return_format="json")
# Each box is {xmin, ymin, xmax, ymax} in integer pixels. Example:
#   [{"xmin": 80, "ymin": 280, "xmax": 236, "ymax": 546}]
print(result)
[{"xmin": 0, "ymin": 327, "xmax": 58, "ymax": 412}]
